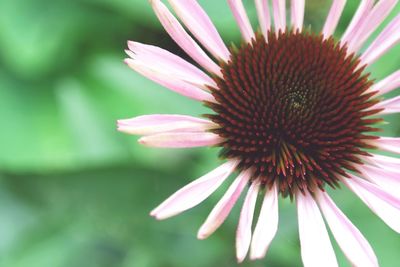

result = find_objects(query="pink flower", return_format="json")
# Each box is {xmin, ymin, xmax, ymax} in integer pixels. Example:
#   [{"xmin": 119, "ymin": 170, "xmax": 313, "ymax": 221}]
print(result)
[{"xmin": 118, "ymin": 0, "xmax": 400, "ymax": 266}]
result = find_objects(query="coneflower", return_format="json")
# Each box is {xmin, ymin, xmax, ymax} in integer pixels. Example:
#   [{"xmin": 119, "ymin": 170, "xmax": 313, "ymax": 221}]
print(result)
[{"xmin": 118, "ymin": 1, "xmax": 400, "ymax": 266}]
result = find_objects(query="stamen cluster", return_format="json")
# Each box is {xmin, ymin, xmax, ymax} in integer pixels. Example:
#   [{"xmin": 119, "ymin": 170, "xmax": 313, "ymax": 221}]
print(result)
[{"xmin": 206, "ymin": 31, "xmax": 382, "ymax": 197}]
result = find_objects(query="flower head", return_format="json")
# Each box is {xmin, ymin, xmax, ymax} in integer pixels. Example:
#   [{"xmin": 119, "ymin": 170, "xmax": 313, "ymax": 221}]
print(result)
[{"xmin": 119, "ymin": 0, "xmax": 400, "ymax": 266}]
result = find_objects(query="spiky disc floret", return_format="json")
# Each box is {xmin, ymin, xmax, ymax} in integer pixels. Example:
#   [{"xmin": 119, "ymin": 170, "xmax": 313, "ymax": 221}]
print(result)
[{"xmin": 205, "ymin": 31, "xmax": 383, "ymax": 197}]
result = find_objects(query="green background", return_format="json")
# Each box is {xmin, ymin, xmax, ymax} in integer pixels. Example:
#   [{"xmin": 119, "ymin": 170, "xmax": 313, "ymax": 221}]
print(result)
[{"xmin": 0, "ymin": 0, "xmax": 399, "ymax": 266}]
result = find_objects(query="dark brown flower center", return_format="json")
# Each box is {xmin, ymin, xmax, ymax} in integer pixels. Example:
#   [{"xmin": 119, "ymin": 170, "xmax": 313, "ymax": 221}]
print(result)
[{"xmin": 205, "ymin": 31, "xmax": 382, "ymax": 197}]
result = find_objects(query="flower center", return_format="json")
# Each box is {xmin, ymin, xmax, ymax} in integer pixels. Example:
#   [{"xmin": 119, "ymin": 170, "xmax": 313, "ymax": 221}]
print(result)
[{"xmin": 205, "ymin": 31, "xmax": 382, "ymax": 197}]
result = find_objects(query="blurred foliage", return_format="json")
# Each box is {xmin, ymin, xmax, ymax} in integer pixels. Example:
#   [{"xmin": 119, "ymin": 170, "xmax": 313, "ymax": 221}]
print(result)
[{"xmin": 0, "ymin": 0, "xmax": 399, "ymax": 266}]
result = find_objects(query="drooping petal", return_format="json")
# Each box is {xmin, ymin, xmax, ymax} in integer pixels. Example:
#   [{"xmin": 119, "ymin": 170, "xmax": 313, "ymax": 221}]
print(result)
[
  {"xmin": 346, "ymin": 0, "xmax": 398, "ymax": 53},
  {"xmin": 167, "ymin": 0, "xmax": 230, "ymax": 61},
  {"xmin": 236, "ymin": 181, "xmax": 259, "ymax": 263},
  {"xmin": 272, "ymin": 0, "xmax": 286, "ymax": 33},
  {"xmin": 250, "ymin": 183, "xmax": 279, "ymax": 260},
  {"xmin": 150, "ymin": 0, "xmax": 222, "ymax": 76},
  {"xmin": 316, "ymin": 191, "xmax": 378, "ymax": 267},
  {"xmin": 127, "ymin": 41, "xmax": 216, "ymax": 89},
  {"xmin": 228, "ymin": 0, "xmax": 255, "ymax": 43},
  {"xmin": 197, "ymin": 170, "xmax": 251, "ymax": 239},
  {"xmin": 117, "ymin": 114, "xmax": 216, "ymax": 135},
  {"xmin": 371, "ymin": 137, "xmax": 400, "ymax": 154},
  {"xmin": 124, "ymin": 58, "xmax": 215, "ymax": 102},
  {"xmin": 361, "ymin": 14, "xmax": 400, "ymax": 66},
  {"xmin": 297, "ymin": 191, "xmax": 338, "ymax": 267},
  {"xmin": 150, "ymin": 160, "xmax": 238, "ymax": 220},
  {"xmin": 358, "ymin": 164, "xmax": 400, "ymax": 196},
  {"xmin": 373, "ymin": 95, "xmax": 400, "ymax": 114},
  {"xmin": 368, "ymin": 70, "xmax": 400, "ymax": 96},
  {"xmin": 322, "ymin": 0, "xmax": 347, "ymax": 38},
  {"xmin": 343, "ymin": 174, "xmax": 400, "ymax": 233},
  {"xmin": 341, "ymin": 0, "xmax": 374, "ymax": 45},
  {"xmin": 255, "ymin": 0, "xmax": 271, "ymax": 38},
  {"xmin": 364, "ymin": 153, "xmax": 400, "ymax": 172},
  {"xmin": 291, "ymin": 0, "xmax": 305, "ymax": 31},
  {"xmin": 138, "ymin": 132, "xmax": 223, "ymax": 148}
]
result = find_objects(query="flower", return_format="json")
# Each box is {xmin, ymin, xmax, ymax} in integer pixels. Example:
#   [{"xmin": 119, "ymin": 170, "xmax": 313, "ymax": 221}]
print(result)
[{"xmin": 118, "ymin": 0, "xmax": 400, "ymax": 266}]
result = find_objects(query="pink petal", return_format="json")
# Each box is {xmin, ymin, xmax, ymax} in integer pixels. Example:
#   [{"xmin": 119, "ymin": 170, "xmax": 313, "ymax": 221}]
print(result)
[
  {"xmin": 124, "ymin": 58, "xmax": 215, "ymax": 102},
  {"xmin": 138, "ymin": 132, "xmax": 223, "ymax": 148},
  {"xmin": 358, "ymin": 164, "xmax": 400, "ymax": 197},
  {"xmin": 228, "ymin": 0, "xmax": 255, "ymax": 43},
  {"xmin": 250, "ymin": 183, "xmax": 279, "ymax": 260},
  {"xmin": 127, "ymin": 41, "xmax": 216, "ymax": 90},
  {"xmin": 373, "ymin": 95, "xmax": 400, "ymax": 114},
  {"xmin": 236, "ymin": 181, "xmax": 259, "ymax": 263},
  {"xmin": 272, "ymin": 0, "xmax": 286, "ymax": 33},
  {"xmin": 150, "ymin": 160, "xmax": 238, "ymax": 220},
  {"xmin": 343, "ymin": 174, "xmax": 400, "ymax": 233},
  {"xmin": 316, "ymin": 191, "xmax": 378, "ymax": 267},
  {"xmin": 322, "ymin": 0, "xmax": 347, "ymax": 38},
  {"xmin": 255, "ymin": 0, "xmax": 271, "ymax": 38},
  {"xmin": 368, "ymin": 70, "xmax": 400, "ymax": 96},
  {"xmin": 291, "ymin": 0, "xmax": 305, "ymax": 31},
  {"xmin": 364, "ymin": 153, "xmax": 400, "ymax": 172},
  {"xmin": 117, "ymin": 114, "xmax": 216, "ymax": 135},
  {"xmin": 347, "ymin": 174, "xmax": 400, "ymax": 209},
  {"xmin": 167, "ymin": 0, "xmax": 230, "ymax": 62},
  {"xmin": 341, "ymin": 0, "xmax": 374, "ymax": 45},
  {"xmin": 197, "ymin": 170, "xmax": 251, "ymax": 240},
  {"xmin": 347, "ymin": 0, "xmax": 398, "ymax": 53},
  {"xmin": 371, "ymin": 137, "xmax": 400, "ymax": 154},
  {"xmin": 297, "ymin": 191, "xmax": 338, "ymax": 267},
  {"xmin": 361, "ymin": 13, "xmax": 400, "ymax": 66},
  {"xmin": 150, "ymin": 0, "xmax": 222, "ymax": 76}
]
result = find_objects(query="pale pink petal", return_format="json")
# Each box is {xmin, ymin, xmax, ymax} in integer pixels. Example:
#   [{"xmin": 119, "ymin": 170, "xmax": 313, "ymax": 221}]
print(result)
[
  {"xmin": 347, "ymin": 0, "xmax": 398, "ymax": 53},
  {"xmin": 373, "ymin": 95, "xmax": 400, "ymax": 114},
  {"xmin": 368, "ymin": 70, "xmax": 400, "ymax": 96},
  {"xmin": 255, "ymin": 0, "xmax": 271, "ymax": 38},
  {"xmin": 371, "ymin": 137, "xmax": 400, "ymax": 154},
  {"xmin": 346, "ymin": 174, "xmax": 400, "ymax": 209},
  {"xmin": 138, "ymin": 132, "xmax": 223, "ymax": 148},
  {"xmin": 250, "ymin": 183, "xmax": 279, "ymax": 260},
  {"xmin": 364, "ymin": 153, "xmax": 400, "ymax": 172},
  {"xmin": 316, "ymin": 191, "xmax": 378, "ymax": 267},
  {"xmin": 197, "ymin": 170, "xmax": 251, "ymax": 239},
  {"xmin": 272, "ymin": 0, "xmax": 286, "ymax": 33},
  {"xmin": 150, "ymin": 160, "xmax": 238, "ymax": 220},
  {"xmin": 127, "ymin": 41, "xmax": 216, "ymax": 90},
  {"xmin": 117, "ymin": 114, "xmax": 216, "ymax": 135},
  {"xmin": 150, "ymin": 0, "xmax": 222, "ymax": 76},
  {"xmin": 358, "ymin": 164, "xmax": 400, "ymax": 196},
  {"xmin": 228, "ymin": 0, "xmax": 255, "ymax": 43},
  {"xmin": 361, "ymin": 14, "xmax": 400, "ymax": 66},
  {"xmin": 297, "ymin": 191, "xmax": 338, "ymax": 267},
  {"xmin": 341, "ymin": 0, "xmax": 374, "ymax": 45},
  {"xmin": 343, "ymin": 174, "xmax": 400, "ymax": 233},
  {"xmin": 236, "ymin": 181, "xmax": 259, "ymax": 263},
  {"xmin": 291, "ymin": 0, "xmax": 305, "ymax": 31},
  {"xmin": 124, "ymin": 58, "xmax": 215, "ymax": 102},
  {"xmin": 167, "ymin": 0, "xmax": 230, "ymax": 61},
  {"xmin": 322, "ymin": 0, "xmax": 347, "ymax": 38}
]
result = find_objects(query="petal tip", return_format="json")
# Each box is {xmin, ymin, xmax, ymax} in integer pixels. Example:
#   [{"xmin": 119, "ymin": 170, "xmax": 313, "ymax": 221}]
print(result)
[
  {"xmin": 249, "ymin": 254, "xmax": 261, "ymax": 261},
  {"xmin": 138, "ymin": 137, "xmax": 147, "ymax": 145},
  {"xmin": 249, "ymin": 248, "xmax": 266, "ymax": 261},
  {"xmin": 127, "ymin": 40, "xmax": 136, "ymax": 50},
  {"xmin": 149, "ymin": 209, "xmax": 167, "ymax": 220},
  {"xmin": 123, "ymin": 58, "xmax": 132, "ymax": 65},
  {"xmin": 236, "ymin": 256, "xmax": 245, "ymax": 264},
  {"xmin": 116, "ymin": 119, "xmax": 124, "ymax": 126},
  {"xmin": 197, "ymin": 229, "xmax": 209, "ymax": 240},
  {"xmin": 149, "ymin": 208, "xmax": 157, "ymax": 217}
]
